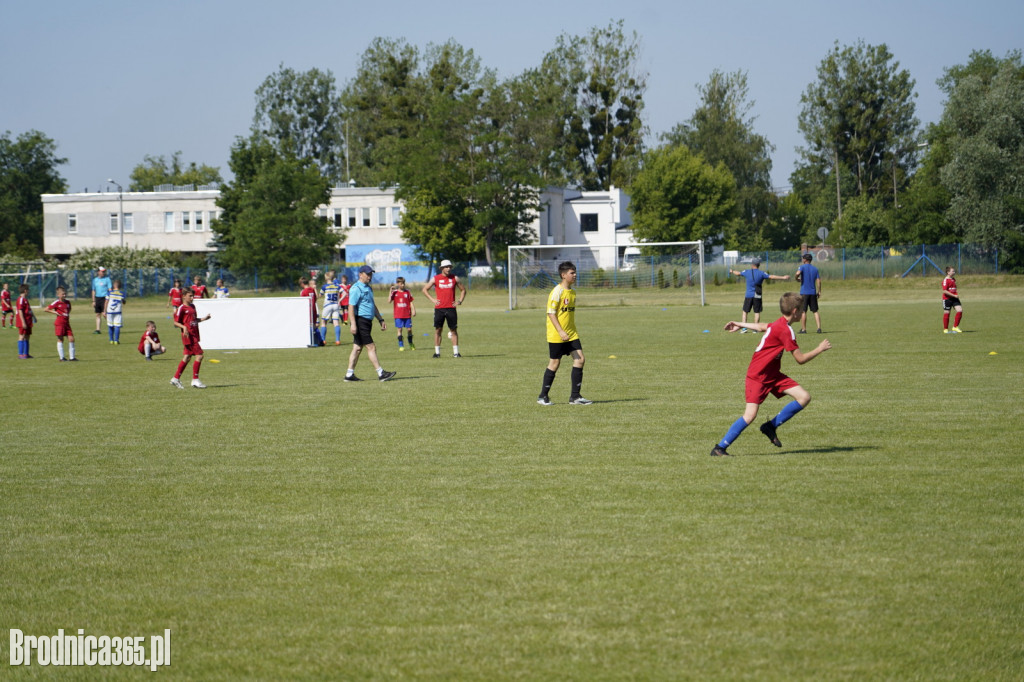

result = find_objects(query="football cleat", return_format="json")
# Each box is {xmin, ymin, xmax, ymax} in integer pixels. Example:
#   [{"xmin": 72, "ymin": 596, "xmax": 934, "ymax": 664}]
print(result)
[
  {"xmin": 952, "ymin": 326, "xmax": 962, "ymax": 333},
  {"xmin": 569, "ymin": 396, "xmax": 593, "ymax": 405},
  {"xmin": 379, "ymin": 370, "xmax": 396, "ymax": 382},
  {"xmin": 170, "ymin": 377, "xmax": 184, "ymax": 389},
  {"xmin": 710, "ymin": 445, "xmax": 732, "ymax": 457},
  {"xmin": 343, "ymin": 374, "xmax": 363, "ymax": 382},
  {"xmin": 537, "ymin": 396, "xmax": 552, "ymax": 406},
  {"xmin": 760, "ymin": 421, "xmax": 782, "ymax": 447},
  {"xmin": 191, "ymin": 379, "xmax": 207, "ymax": 389}
]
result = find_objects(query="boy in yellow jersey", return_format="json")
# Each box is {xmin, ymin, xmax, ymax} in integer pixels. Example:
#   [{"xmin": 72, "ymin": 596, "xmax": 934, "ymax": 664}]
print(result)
[{"xmin": 538, "ymin": 261, "xmax": 592, "ymax": 405}]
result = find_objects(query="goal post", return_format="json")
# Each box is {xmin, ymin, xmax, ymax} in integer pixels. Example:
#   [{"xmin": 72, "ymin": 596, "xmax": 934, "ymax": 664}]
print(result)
[{"xmin": 507, "ymin": 241, "xmax": 705, "ymax": 309}]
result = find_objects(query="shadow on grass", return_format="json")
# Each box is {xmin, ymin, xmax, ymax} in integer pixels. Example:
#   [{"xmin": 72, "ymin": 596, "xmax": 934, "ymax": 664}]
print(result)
[{"xmin": 749, "ymin": 445, "xmax": 878, "ymax": 456}]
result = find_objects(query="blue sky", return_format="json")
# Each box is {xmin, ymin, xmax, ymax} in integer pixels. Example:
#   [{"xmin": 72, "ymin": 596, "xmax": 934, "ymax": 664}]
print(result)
[{"xmin": 2, "ymin": 0, "xmax": 1020, "ymax": 192}]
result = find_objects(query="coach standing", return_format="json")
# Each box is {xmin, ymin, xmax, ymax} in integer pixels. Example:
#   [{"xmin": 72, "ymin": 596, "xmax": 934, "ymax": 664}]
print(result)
[
  {"xmin": 91, "ymin": 266, "xmax": 112, "ymax": 335},
  {"xmin": 344, "ymin": 265, "xmax": 396, "ymax": 383}
]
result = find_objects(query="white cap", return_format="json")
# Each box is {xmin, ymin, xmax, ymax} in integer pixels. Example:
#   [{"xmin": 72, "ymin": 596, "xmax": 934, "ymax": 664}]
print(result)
[{"xmin": 440, "ymin": 259, "xmax": 453, "ymax": 268}]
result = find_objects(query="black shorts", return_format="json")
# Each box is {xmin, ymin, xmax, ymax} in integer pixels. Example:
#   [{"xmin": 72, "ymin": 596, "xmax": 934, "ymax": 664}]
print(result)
[
  {"xmin": 549, "ymin": 338, "xmax": 583, "ymax": 360},
  {"xmin": 433, "ymin": 307, "xmax": 458, "ymax": 330},
  {"xmin": 742, "ymin": 296, "xmax": 763, "ymax": 314},
  {"xmin": 93, "ymin": 297, "xmax": 106, "ymax": 314},
  {"xmin": 801, "ymin": 294, "xmax": 819, "ymax": 313},
  {"xmin": 943, "ymin": 297, "xmax": 961, "ymax": 311},
  {"xmin": 352, "ymin": 316, "xmax": 375, "ymax": 347}
]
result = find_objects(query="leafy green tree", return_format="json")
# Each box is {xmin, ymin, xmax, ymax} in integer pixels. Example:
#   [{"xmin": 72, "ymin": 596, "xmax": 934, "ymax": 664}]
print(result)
[
  {"xmin": 665, "ymin": 69, "xmax": 775, "ymax": 248},
  {"xmin": 213, "ymin": 136, "xmax": 340, "ymax": 286},
  {"xmin": 253, "ymin": 65, "xmax": 345, "ymax": 184},
  {"xmin": 399, "ymin": 189, "xmax": 480, "ymax": 270},
  {"xmin": 129, "ymin": 152, "xmax": 222, "ymax": 191},
  {"xmin": 795, "ymin": 40, "xmax": 920, "ymax": 241},
  {"xmin": 937, "ymin": 50, "xmax": 1024, "ymax": 267},
  {"xmin": 544, "ymin": 20, "xmax": 647, "ymax": 190},
  {"xmin": 0, "ymin": 130, "xmax": 67, "ymax": 255},
  {"xmin": 629, "ymin": 145, "xmax": 738, "ymax": 247}
]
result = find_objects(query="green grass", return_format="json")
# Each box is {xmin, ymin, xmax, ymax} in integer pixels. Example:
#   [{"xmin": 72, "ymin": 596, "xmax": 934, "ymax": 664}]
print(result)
[{"xmin": 2, "ymin": 281, "xmax": 1023, "ymax": 679}]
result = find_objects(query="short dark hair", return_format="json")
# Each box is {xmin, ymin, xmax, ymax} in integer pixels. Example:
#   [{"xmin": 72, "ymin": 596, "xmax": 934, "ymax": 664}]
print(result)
[
  {"xmin": 558, "ymin": 261, "xmax": 576, "ymax": 276},
  {"xmin": 802, "ymin": 253, "xmax": 813, "ymax": 262}
]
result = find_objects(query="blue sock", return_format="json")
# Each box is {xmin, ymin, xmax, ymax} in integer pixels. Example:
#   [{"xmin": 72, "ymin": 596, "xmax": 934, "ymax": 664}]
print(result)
[
  {"xmin": 114, "ymin": 327, "xmax": 121, "ymax": 342},
  {"xmin": 718, "ymin": 417, "xmax": 750, "ymax": 448},
  {"xmin": 18, "ymin": 340, "xmax": 25, "ymax": 355},
  {"xmin": 108, "ymin": 326, "xmax": 114, "ymax": 341},
  {"xmin": 771, "ymin": 401, "xmax": 804, "ymax": 428},
  {"xmin": 24, "ymin": 340, "xmax": 29, "ymax": 355},
  {"xmin": 335, "ymin": 326, "xmax": 341, "ymax": 343}
]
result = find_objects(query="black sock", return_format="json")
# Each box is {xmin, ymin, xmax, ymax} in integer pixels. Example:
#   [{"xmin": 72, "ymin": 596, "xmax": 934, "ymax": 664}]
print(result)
[
  {"xmin": 540, "ymin": 368, "xmax": 556, "ymax": 398},
  {"xmin": 408, "ymin": 332, "xmax": 413, "ymax": 343},
  {"xmin": 570, "ymin": 366, "xmax": 583, "ymax": 399}
]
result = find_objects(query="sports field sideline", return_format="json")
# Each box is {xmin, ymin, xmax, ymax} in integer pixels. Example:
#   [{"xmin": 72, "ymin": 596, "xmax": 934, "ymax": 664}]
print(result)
[{"xmin": 2, "ymin": 278, "xmax": 1022, "ymax": 679}]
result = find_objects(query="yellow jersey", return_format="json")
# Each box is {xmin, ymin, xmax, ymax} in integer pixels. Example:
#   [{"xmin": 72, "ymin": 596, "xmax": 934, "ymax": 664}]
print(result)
[{"xmin": 546, "ymin": 284, "xmax": 578, "ymax": 343}]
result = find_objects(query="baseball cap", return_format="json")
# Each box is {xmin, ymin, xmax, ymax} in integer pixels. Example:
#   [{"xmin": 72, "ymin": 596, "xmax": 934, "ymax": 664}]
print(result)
[
  {"xmin": 357, "ymin": 265, "xmax": 375, "ymax": 275},
  {"xmin": 751, "ymin": 258, "xmax": 761, "ymax": 266},
  {"xmin": 440, "ymin": 259, "xmax": 453, "ymax": 268},
  {"xmin": 98, "ymin": 266, "xmax": 107, "ymax": 272}
]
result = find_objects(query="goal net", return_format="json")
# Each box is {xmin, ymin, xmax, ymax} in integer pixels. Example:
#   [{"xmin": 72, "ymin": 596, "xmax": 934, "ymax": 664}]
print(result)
[{"xmin": 507, "ymin": 242, "xmax": 705, "ymax": 309}]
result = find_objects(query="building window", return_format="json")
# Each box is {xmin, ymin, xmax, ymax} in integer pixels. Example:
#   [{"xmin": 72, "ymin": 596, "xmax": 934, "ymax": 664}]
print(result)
[
  {"xmin": 318, "ymin": 208, "xmax": 328, "ymax": 218},
  {"xmin": 182, "ymin": 212, "xmax": 191, "ymax": 232},
  {"xmin": 333, "ymin": 209, "xmax": 344, "ymax": 228},
  {"xmin": 165, "ymin": 212, "xmax": 175, "ymax": 232},
  {"xmin": 348, "ymin": 208, "xmax": 356, "ymax": 228},
  {"xmin": 362, "ymin": 208, "xmax": 371, "ymax": 227},
  {"xmin": 109, "ymin": 213, "xmax": 119, "ymax": 232},
  {"xmin": 123, "ymin": 213, "xmax": 134, "ymax": 233},
  {"xmin": 68, "ymin": 214, "xmax": 77, "ymax": 233},
  {"xmin": 194, "ymin": 211, "xmax": 204, "ymax": 232},
  {"xmin": 378, "ymin": 207, "xmax": 388, "ymax": 227},
  {"xmin": 580, "ymin": 213, "xmax": 598, "ymax": 232},
  {"xmin": 392, "ymin": 206, "xmax": 402, "ymax": 226}
]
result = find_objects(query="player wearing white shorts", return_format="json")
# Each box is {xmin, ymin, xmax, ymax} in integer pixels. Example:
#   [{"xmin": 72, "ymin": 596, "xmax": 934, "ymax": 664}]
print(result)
[{"xmin": 320, "ymin": 271, "xmax": 343, "ymax": 345}]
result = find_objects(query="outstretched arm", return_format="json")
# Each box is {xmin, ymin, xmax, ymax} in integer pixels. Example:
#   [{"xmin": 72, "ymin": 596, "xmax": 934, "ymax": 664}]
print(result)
[
  {"xmin": 724, "ymin": 320, "xmax": 769, "ymax": 333},
  {"xmin": 791, "ymin": 339, "xmax": 831, "ymax": 364}
]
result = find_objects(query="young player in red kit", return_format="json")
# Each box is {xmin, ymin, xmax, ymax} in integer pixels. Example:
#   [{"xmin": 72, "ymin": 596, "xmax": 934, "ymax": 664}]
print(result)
[
  {"xmin": 299, "ymin": 276, "xmax": 322, "ymax": 346},
  {"xmin": 168, "ymin": 279, "xmax": 184, "ymax": 313},
  {"xmin": 170, "ymin": 288, "xmax": 211, "ymax": 389},
  {"xmin": 422, "ymin": 259, "xmax": 466, "ymax": 357},
  {"xmin": 45, "ymin": 286, "xmax": 77, "ymax": 361},
  {"xmin": 15, "ymin": 283, "xmax": 33, "ymax": 358},
  {"xmin": 138, "ymin": 320, "xmax": 166, "ymax": 360},
  {"xmin": 389, "ymin": 276, "xmax": 416, "ymax": 350},
  {"xmin": 191, "ymin": 275, "xmax": 209, "ymax": 299},
  {"xmin": 711, "ymin": 292, "xmax": 831, "ymax": 457},
  {"xmin": 1, "ymin": 282, "xmax": 13, "ymax": 328},
  {"xmin": 338, "ymin": 274, "xmax": 351, "ymax": 324},
  {"xmin": 942, "ymin": 266, "xmax": 964, "ymax": 333}
]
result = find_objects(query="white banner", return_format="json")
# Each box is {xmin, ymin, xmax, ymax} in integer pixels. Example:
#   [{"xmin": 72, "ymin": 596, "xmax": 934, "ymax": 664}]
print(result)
[{"xmin": 193, "ymin": 298, "xmax": 312, "ymax": 349}]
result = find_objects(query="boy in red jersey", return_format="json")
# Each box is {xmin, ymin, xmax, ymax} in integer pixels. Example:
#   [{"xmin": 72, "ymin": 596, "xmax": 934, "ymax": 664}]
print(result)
[
  {"xmin": 711, "ymin": 292, "xmax": 831, "ymax": 456},
  {"xmin": 422, "ymin": 259, "xmax": 466, "ymax": 357},
  {"xmin": 1, "ymin": 282, "xmax": 13, "ymax": 327},
  {"xmin": 45, "ymin": 286, "xmax": 77, "ymax": 361},
  {"xmin": 170, "ymin": 288, "xmax": 211, "ymax": 389},
  {"xmin": 389, "ymin": 276, "xmax": 416, "ymax": 350},
  {"xmin": 168, "ymin": 278, "xmax": 184, "ymax": 313},
  {"xmin": 138, "ymin": 320, "xmax": 166, "ymax": 360},
  {"xmin": 15, "ymin": 283, "xmax": 34, "ymax": 358},
  {"xmin": 942, "ymin": 266, "xmax": 964, "ymax": 333},
  {"xmin": 191, "ymin": 275, "xmax": 209, "ymax": 299},
  {"xmin": 300, "ymin": 276, "xmax": 322, "ymax": 346},
  {"xmin": 338, "ymin": 274, "xmax": 351, "ymax": 324}
]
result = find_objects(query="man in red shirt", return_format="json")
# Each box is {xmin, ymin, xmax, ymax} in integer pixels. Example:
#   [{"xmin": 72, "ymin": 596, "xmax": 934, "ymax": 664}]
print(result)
[
  {"xmin": 711, "ymin": 292, "xmax": 831, "ymax": 456},
  {"xmin": 422, "ymin": 259, "xmax": 466, "ymax": 358},
  {"xmin": 45, "ymin": 285, "xmax": 77, "ymax": 361},
  {"xmin": 171, "ymin": 288, "xmax": 211, "ymax": 389},
  {"xmin": 942, "ymin": 266, "xmax": 964, "ymax": 333}
]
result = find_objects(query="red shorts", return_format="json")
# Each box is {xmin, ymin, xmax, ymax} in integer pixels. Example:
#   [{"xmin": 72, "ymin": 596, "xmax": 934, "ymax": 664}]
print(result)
[
  {"xmin": 182, "ymin": 338, "xmax": 203, "ymax": 356},
  {"xmin": 17, "ymin": 324, "xmax": 32, "ymax": 336},
  {"xmin": 55, "ymin": 320, "xmax": 72, "ymax": 337},
  {"xmin": 745, "ymin": 373, "xmax": 799, "ymax": 404}
]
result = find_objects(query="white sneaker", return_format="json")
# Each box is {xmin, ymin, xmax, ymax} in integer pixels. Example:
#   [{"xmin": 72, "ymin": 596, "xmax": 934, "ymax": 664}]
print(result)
[
  {"xmin": 170, "ymin": 377, "xmax": 184, "ymax": 389},
  {"xmin": 191, "ymin": 379, "xmax": 207, "ymax": 389}
]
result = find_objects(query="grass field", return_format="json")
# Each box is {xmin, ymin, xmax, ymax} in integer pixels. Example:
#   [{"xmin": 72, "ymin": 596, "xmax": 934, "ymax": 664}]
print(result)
[{"xmin": 2, "ymin": 278, "xmax": 1023, "ymax": 680}]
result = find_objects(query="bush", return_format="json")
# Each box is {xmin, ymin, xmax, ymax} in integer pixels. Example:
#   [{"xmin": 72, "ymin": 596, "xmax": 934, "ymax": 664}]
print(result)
[{"xmin": 65, "ymin": 247, "xmax": 175, "ymax": 270}]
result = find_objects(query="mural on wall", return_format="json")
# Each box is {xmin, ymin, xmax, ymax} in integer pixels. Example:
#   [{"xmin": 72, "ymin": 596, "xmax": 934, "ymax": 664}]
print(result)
[{"xmin": 344, "ymin": 244, "xmax": 430, "ymax": 284}]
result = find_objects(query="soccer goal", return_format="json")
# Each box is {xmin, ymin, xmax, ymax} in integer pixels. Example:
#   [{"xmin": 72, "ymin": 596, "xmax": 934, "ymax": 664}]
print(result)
[
  {"xmin": 0, "ymin": 268, "xmax": 62, "ymax": 307},
  {"xmin": 507, "ymin": 242, "xmax": 705, "ymax": 309}
]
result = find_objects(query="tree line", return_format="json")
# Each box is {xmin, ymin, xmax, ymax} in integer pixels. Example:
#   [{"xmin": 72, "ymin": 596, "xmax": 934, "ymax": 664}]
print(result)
[{"xmin": 2, "ymin": 26, "xmax": 1022, "ymax": 278}]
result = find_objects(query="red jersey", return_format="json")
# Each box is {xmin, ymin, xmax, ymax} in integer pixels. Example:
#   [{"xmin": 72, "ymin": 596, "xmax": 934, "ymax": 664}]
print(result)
[
  {"xmin": 0, "ymin": 288, "xmax": 11, "ymax": 312},
  {"xmin": 432, "ymin": 274, "xmax": 458, "ymax": 308},
  {"xmin": 16, "ymin": 294, "xmax": 32, "ymax": 329},
  {"xmin": 169, "ymin": 287, "xmax": 183, "ymax": 308},
  {"xmin": 191, "ymin": 284, "xmax": 208, "ymax": 298},
  {"xmin": 47, "ymin": 298, "xmax": 72, "ymax": 336},
  {"xmin": 747, "ymin": 316, "xmax": 800, "ymax": 383},
  {"xmin": 339, "ymin": 282, "xmax": 351, "ymax": 306},
  {"xmin": 390, "ymin": 289, "xmax": 414, "ymax": 319},
  {"xmin": 175, "ymin": 302, "xmax": 201, "ymax": 343},
  {"xmin": 942, "ymin": 276, "xmax": 958, "ymax": 300},
  {"xmin": 138, "ymin": 329, "xmax": 161, "ymax": 353}
]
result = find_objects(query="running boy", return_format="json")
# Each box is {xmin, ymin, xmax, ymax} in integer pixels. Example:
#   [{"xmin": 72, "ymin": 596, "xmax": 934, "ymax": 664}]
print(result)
[
  {"xmin": 45, "ymin": 285, "xmax": 77, "ymax": 361},
  {"xmin": 389, "ymin": 277, "xmax": 416, "ymax": 350},
  {"xmin": 537, "ymin": 261, "xmax": 592, "ymax": 405},
  {"xmin": 711, "ymin": 292, "xmax": 831, "ymax": 456},
  {"xmin": 1, "ymin": 282, "xmax": 13, "ymax": 328},
  {"xmin": 15, "ymin": 283, "xmax": 33, "ymax": 358},
  {"xmin": 105, "ymin": 279, "xmax": 125, "ymax": 344},
  {"xmin": 138, "ymin": 320, "xmax": 166, "ymax": 360},
  {"xmin": 942, "ymin": 266, "xmax": 964, "ymax": 333},
  {"xmin": 171, "ymin": 288, "xmax": 211, "ymax": 388}
]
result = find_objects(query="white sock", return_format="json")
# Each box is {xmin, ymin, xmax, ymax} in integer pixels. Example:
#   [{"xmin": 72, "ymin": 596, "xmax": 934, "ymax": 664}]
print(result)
[
  {"xmin": 435, "ymin": 345, "xmax": 441, "ymax": 354},
  {"xmin": 453, "ymin": 345, "xmax": 460, "ymax": 355},
  {"xmin": 346, "ymin": 369, "xmax": 354, "ymax": 377},
  {"xmin": 376, "ymin": 367, "xmax": 384, "ymax": 377},
  {"xmin": 69, "ymin": 342, "xmax": 75, "ymax": 359},
  {"xmin": 57, "ymin": 341, "xmax": 64, "ymax": 360}
]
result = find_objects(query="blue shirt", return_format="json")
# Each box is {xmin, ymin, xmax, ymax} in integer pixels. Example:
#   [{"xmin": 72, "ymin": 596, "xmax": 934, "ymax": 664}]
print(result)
[
  {"xmin": 740, "ymin": 268, "xmax": 769, "ymax": 298},
  {"xmin": 321, "ymin": 281, "xmax": 341, "ymax": 305},
  {"xmin": 348, "ymin": 280, "xmax": 377, "ymax": 319},
  {"xmin": 798, "ymin": 264, "xmax": 820, "ymax": 295},
  {"xmin": 92, "ymin": 275, "xmax": 112, "ymax": 297}
]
